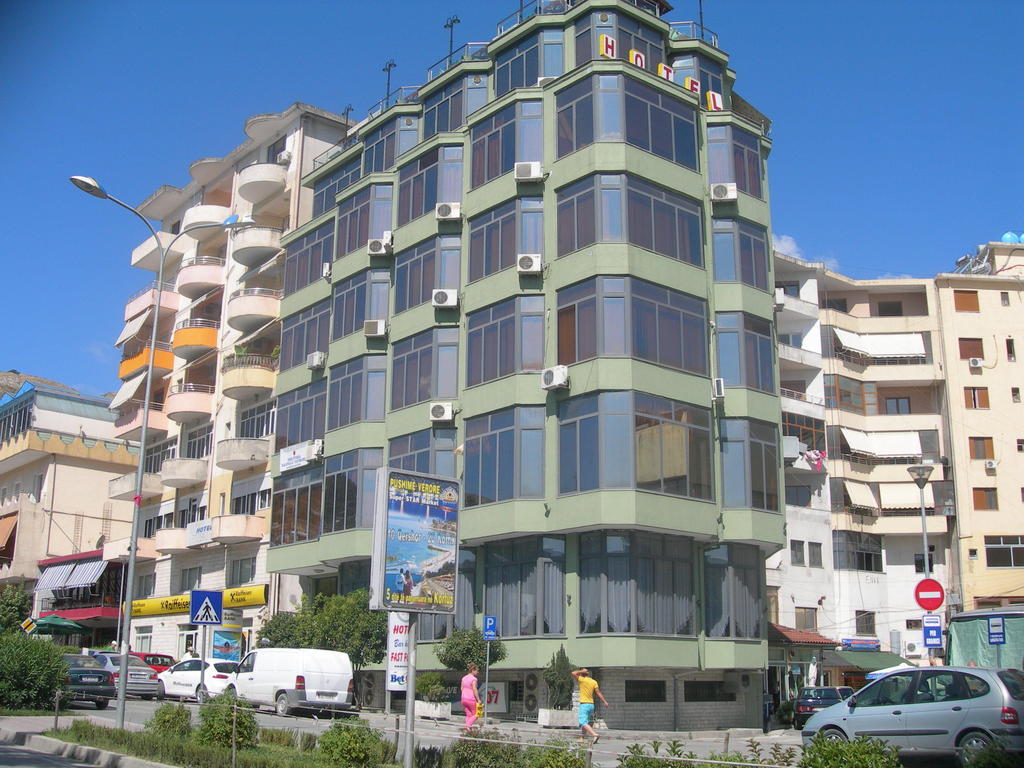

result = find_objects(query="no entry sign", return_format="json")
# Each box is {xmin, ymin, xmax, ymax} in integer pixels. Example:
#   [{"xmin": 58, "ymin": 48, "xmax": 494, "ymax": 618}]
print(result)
[{"xmin": 914, "ymin": 579, "xmax": 945, "ymax": 611}]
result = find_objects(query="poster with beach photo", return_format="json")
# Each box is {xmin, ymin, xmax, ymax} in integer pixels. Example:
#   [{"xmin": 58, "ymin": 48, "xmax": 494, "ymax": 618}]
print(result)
[{"xmin": 370, "ymin": 468, "xmax": 460, "ymax": 614}]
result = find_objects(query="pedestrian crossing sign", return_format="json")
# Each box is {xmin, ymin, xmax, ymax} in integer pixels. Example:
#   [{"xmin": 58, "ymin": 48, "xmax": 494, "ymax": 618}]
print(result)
[
  {"xmin": 20, "ymin": 618, "xmax": 36, "ymax": 633},
  {"xmin": 190, "ymin": 590, "xmax": 223, "ymax": 625}
]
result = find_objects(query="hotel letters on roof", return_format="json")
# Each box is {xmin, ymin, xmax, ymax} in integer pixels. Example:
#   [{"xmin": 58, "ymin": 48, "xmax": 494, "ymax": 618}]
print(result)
[{"xmin": 370, "ymin": 468, "xmax": 460, "ymax": 615}]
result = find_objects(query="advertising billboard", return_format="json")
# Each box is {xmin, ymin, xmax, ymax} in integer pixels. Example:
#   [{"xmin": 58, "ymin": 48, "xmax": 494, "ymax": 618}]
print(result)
[{"xmin": 370, "ymin": 468, "xmax": 459, "ymax": 614}]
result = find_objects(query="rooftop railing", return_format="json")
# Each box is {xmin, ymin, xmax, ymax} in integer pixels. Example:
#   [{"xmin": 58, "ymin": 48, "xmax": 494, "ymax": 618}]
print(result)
[
  {"xmin": 366, "ymin": 86, "xmax": 424, "ymax": 120},
  {"xmin": 126, "ymin": 281, "xmax": 175, "ymax": 303},
  {"xmin": 668, "ymin": 21, "xmax": 719, "ymax": 48},
  {"xmin": 425, "ymin": 42, "xmax": 490, "ymax": 83},
  {"xmin": 311, "ymin": 132, "xmax": 362, "ymax": 171},
  {"xmin": 496, "ymin": 0, "xmax": 570, "ymax": 35}
]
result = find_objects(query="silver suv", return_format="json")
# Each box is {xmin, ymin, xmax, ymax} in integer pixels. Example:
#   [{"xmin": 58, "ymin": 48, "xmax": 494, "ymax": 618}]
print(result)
[{"xmin": 802, "ymin": 666, "xmax": 1024, "ymax": 757}]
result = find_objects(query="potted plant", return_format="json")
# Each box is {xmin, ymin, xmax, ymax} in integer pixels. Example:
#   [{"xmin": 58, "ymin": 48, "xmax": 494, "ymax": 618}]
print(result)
[
  {"xmin": 414, "ymin": 671, "xmax": 450, "ymax": 720},
  {"xmin": 538, "ymin": 646, "xmax": 577, "ymax": 728}
]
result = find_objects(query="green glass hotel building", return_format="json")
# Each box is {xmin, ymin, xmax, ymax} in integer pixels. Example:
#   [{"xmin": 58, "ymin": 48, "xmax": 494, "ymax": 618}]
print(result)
[{"xmin": 268, "ymin": 0, "xmax": 782, "ymax": 729}]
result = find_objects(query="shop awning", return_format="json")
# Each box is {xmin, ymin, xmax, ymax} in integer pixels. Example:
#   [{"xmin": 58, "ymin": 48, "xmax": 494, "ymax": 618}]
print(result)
[
  {"xmin": 833, "ymin": 328, "xmax": 925, "ymax": 358},
  {"xmin": 114, "ymin": 308, "xmax": 152, "ymax": 347},
  {"xmin": 62, "ymin": 560, "xmax": 107, "ymax": 589},
  {"xmin": 108, "ymin": 371, "xmax": 148, "ymax": 411},
  {"xmin": 34, "ymin": 562, "xmax": 75, "ymax": 592},
  {"xmin": 844, "ymin": 480, "xmax": 878, "ymax": 509},
  {"xmin": 821, "ymin": 649, "xmax": 910, "ymax": 671},
  {"xmin": 0, "ymin": 514, "xmax": 16, "ymax": 549},
  {"xmin": 840, "ymin": 428, "xmax": 921, "ymax": 457},
  {"xmin": 879, "ymin": 483, "xmax": 934, "ymax": 509}
]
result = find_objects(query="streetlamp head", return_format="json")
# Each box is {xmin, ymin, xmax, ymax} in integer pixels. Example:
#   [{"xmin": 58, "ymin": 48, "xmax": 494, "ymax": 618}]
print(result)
[
  {"xmin": 69, "ymin": 175, "xmax": 109, "ymax": 199},
  {"xmin": 907, "ymin": 464, "xmax": 934, "ymax": 488}
]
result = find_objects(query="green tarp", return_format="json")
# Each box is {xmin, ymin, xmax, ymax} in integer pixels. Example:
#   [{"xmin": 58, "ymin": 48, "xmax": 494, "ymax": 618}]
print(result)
[
  {"xmin": 948, "ymin": 613, "xmax": 1024, "ymax": 668},
  {"xmin": 821, "ymin": 649, "xmax": 910, "ymax": 671}
]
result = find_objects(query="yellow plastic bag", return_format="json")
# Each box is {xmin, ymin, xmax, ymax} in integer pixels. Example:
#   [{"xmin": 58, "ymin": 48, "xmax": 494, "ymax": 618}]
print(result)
[{"xmin": 475, "ymin": 702, "xmax": 484, "ymax": 717}]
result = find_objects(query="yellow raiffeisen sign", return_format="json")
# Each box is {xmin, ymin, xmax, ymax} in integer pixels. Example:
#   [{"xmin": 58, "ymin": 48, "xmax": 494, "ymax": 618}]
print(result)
[{"xmin": 131, "ymin": 585, "xmax": 268, "ymax": 617}]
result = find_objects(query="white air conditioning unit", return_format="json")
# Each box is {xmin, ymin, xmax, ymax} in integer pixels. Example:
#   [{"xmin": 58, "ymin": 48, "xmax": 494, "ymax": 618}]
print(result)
[
  {"xmin": 276, "ymin": 150, "xmax": 292, "ymax": 165},
  {"xmin": 435, "ymin": 202, "xmax": 462, "ymax": 221},
  {"xmin": 968, "ymin": 357, "xmax": 984, "ymax": 369},
  {"xmin": 517, "ymin": 253, "xmax": 542, "ymax": 274},
  {"xmin": 540, "ymin": 365, "xmax": 569, "ymax": 391},
  {"xmin": 712, "ymin": 377, "xmax": 726, "ymax": 401},
  {"xmin": 429, "ymin": 402, "xmax": 454, "ymax": 422},
  {"xmin": 903, "ymin": 640, "xmax": 921, "ymax": 658},
  {"xmin": 710, "ymin": 182, "xmax": 738, "ymax": 202},
  {"xmin": 536, "ymin": 76, "xmax": 556, "ymax": 87},
  {"xmin": 310, "ymin": 439, "xmax": 324, "ymax": 460},
  {"xmin": 984, "ymin": 459, "xmax": 998, "ymax": 470},
  {"xmin": 321, "ymin": 262, "xmax": 332, "ymax": 281},
  {"xmin": 432, "ymin": 289, "xmax": 459, "ymax": 308},
  {"xmin": 306, "ymin": 351, "xmax": 327, "ymax": 370},
  {"xmin": 774, "ymin": 287, "xmax": 786, "ymax": 310},
  {"xmin": 367, "ymin": 231, "xmax": 393, "ymax": 256},
  {"xmin": 514, "ymin": 161, "xmax": 544, "ymax": 182},
  {"xmin": 363, "ymin": 320, "xmax": 387, "ymax": 338}
]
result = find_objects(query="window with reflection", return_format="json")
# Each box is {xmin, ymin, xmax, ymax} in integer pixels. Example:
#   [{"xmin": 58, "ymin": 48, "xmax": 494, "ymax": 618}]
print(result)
[
  {"xmin": 284, "ymin": 222, "xmax": 333, "ymax": 296},
  {"xmin": 670, "ymin": 54, "xmax": 726, "ymax": 105},
  {"xmin": 468, "ymin": 198, "xmax": 543, "ymax": 281},
  {"xmin": 394, "ymin": 236, "xmax": 460, "ymax": 314},
  {"xmin": 390, "ymin": 328, "xmax": 459, "ymax": 410},
  {"xmin": 495, "ymin": 30, "xmax": 564, "ymax": 97},
  {"xmin": 331, "ymin": 269, "xmax": 390, "ymax": 340},
  {"xmin": 467, "ymin": 296, "xmax": 545, "ymax": 386},
  {"xmin": 363, "ymin": 118, "xmax": 418, "ymax": 175},
  {"xmin": 470, "ymin": 101, "xmax": 543, "ymax": 188},
  {"xmin": 716, "ymin": 312, "xmax": 774, "ymax": 392},
  {"xmin": 557, "ymin": 276, "xmax": 708, "ymax": 374},
  {"xmin": 558, "ymin": 391, "xmax": 712, "ymax": 500},
  {"xmin": 274, "ymin": 379, "xmax": 326, "ymax": 451},
  {"xmin": 423, "ymin": 77, "xmax": 487, "ymax": 140},
  {"xmin": 557, "ymin": 174, "xmax": 702, "ymax": 264},
  {"xmin": 271, "ymin": 466, "xmax": 323, "ymax": 546},
  {"xmin": 708, "ymin": 125, "xmax": 763, "ymax": 199},
  {"xmin": 322, "ymin": 449, "xmax": 382, "ymax": 533},
  {"xmin": 336, "ymin": 185, "xmax": 393, "ymax": 258},
  {"xmin": 484, "ymin": 537, "xmax": 564, "ymax": 636},
  {"xmin": 580, "ymin": 531, "xmax": 694, "ymax": 635},
  {"xmin": 712, "ymin": 219, "xmax": 769, "ymax": 291},
  {"xmin": 396, "ymin": 147, "xmax": 463, "ymax": 226},
  {"xmin": 313, "ymin": 158, "xmax": 360, "ymax": 217},
  {"xmin": 419, "ymin": 548, "xmax": 477, "ymax": 640},
  {"xmin": 327, "ymin": 356, "xmax": 386, "ymax": 431},
  {"xmin": 720, "ymin": 419, "xmax": 780, "ymax": 512},
  {"xmin": 388, "ymin": 428, "xmax": 457, "ymax": 478},
  {"xmin": 280, "ymin": 299, "xmax": 331, "ymax": 371},
  {"xmin": 574, "ymin": 12, "xmax": 664, "ymax": 69},
  {"xmin": 464, "ymin": 406, "xmax": 544, "ymax": 506},
  {"xmin": 704, "ymin": 543, "xmax": 763, "ymax": 638}
]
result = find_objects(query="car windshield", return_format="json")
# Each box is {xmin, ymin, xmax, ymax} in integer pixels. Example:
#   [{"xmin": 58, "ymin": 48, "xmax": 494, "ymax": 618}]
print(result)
[
  {"xmin": 799, "ymin": 688, "xmax": 840, "ymax": 700},
  {"xmin": 998, "ymin": 670, "xmax": 1024, "ymax": 700},
  {"xmin": 64, "ymin": 655, "xmax": 102, "ymax": 669},
  {"xmin": 213, "ymin": 662, "xmax": 237, "ymax": 673}
]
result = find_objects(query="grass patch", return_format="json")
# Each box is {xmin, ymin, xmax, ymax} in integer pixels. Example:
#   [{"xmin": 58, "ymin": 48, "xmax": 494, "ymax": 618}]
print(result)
[{"xmin": 0, "ymin": 708, "xmax": 78, "ymax": 716}]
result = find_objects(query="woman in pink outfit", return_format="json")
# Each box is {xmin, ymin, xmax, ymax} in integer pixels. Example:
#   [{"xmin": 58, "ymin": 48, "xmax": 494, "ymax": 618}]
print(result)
[{"xmin": 460, "ymin": 662, "xmax": 481, "ymax": 731}]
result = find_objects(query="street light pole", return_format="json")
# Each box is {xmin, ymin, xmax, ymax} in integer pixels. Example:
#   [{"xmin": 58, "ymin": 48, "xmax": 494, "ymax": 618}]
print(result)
[
  {"xmin": 907, "ymin": 464, "xmax": 935, "ymax": 580},
  {"xmin": 70, "ymin": 175, "xmax": 238, "ymax": 728},
  {"xmin": 444, "ymin": 15, "xmax": 461, "ymax": 66},
  {"xmin": 383, "ymin": 59, "xmax": 396, "ymax": 105}
]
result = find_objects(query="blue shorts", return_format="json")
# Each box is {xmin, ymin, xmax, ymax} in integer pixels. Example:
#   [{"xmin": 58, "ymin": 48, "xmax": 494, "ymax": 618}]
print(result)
[{"xmin": 578, "ymin": 702, "xmax": 595, "ymax": 726}]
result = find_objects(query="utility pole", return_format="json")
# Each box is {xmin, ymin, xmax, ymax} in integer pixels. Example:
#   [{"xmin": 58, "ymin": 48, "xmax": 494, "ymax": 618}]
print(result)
[
  {"xmin": 383, "ymin": 59, "xmax": 397, "ymax": 105},
  {"xmin": 444, "ymin": 15, "xmax": 461, "ymax": 66}
]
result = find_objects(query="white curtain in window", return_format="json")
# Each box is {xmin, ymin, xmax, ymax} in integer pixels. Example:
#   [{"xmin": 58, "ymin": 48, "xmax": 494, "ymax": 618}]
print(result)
[{"xmin": 542, "ymin": 559, "xmax": 564, "ymax": 634}]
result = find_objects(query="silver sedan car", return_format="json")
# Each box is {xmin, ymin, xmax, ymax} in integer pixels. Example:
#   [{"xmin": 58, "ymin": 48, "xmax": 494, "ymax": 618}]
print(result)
[{"xmin": 802, "ymin": 666, "xmax": 1024, "ymax": 757}]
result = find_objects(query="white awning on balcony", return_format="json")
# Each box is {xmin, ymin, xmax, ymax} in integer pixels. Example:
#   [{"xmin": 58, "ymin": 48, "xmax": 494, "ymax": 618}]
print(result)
[
  {"xmin": 844, "ymin": 480, "xmax": 878, "ymax": 509},
  {"xmin": 840, "ymin": 428, "xmax": 921, "ymax": 457},
  {"xmin": 879, "ymin": 483, "xmax": 934, "ymax": 509},
  {"xmin": 62, "ymin": 560, "xmax": 108, "ymax": 589},
  {"xmin": 114, "ymin": 308, "xmax": 152, "ymax": 347},
  {"xmin": 840, "ymin": 427, "xmax": 873, "ymax": 454},
  {"xmin": 833, "ymin": 328, "xmax": 925, "ymax": 358},
  {"xmin": 0, "ymin": 514, "xmax": 16, "ymax": 549},
  {"xmin": 108, "ymin": 371, "xmax": 148, "ymax": 411},
  {"xmin": 34, "ymin": 563, "xmax": 75, "ymax": 592}
]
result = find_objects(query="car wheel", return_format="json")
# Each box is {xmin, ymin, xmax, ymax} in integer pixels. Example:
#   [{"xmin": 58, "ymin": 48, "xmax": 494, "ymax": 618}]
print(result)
[
  {"xmin": 957, "ymin": 729, "xmax": 992, "ymax": 758},
  {"xmin": 196, "ymin": 685, "xmax": 209, "ymax": 705},
  {"xmin": 94, "ymin": 699, "xmax": 109, "ymax": 710},
  {"xmin": 156, "ymin": 682, "xmax": 165, "ymax": 701},
  {"xmin": 819, "ymin": 727, "xmax": 848, "ymax": 742},
  {"xmin": 276, "ymin": 693, "xmax": 292, "ymax": 716},
  {"xmin": 141, "ymin": 695, "xmax": 154, "ymax": 701}
]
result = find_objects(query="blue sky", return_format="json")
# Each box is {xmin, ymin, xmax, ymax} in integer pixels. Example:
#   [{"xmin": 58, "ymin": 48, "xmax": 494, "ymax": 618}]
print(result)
[{"xmin": 2, "ymin": 0, "xmax": 1022, "ymax": 396}]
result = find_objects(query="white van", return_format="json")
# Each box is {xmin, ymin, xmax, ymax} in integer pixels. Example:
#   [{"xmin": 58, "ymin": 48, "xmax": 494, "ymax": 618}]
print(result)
[{"xmin": 226, "ymin": 648, "xmax": 353, "ymax": 715}]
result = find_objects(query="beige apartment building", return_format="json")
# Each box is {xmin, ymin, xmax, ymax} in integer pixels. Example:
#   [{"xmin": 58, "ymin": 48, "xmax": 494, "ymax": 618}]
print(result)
[
  {"xmin": 934, "ymin": 240, "xmax": 1024, "ymax": 610},
  {"xmin": 103, "ymin": 103, "xmax": 349, "ymax": 658}
]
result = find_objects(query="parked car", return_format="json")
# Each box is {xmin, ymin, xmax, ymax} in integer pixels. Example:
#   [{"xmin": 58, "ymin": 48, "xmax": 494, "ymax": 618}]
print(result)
[
  {"xmin": 802, "ymin": 666, "xmax": 1024, "ymax": 758},
  {"xmin": 225, "ymin": 648, "xmax": 353, "ymax": 715},
  {"xmin": 793, "ymin": 686, "xmax": 855, "ymax": 729},
  {"xmin": 62, "ymin": 654, "xmax": 115, "ymax": 709},
  {"xmin": 88, "ymin": 652, "xmax": 160, "ymax": 699},
  {"xmin": 130, "ymin": 652, "xmax": 175, "ymax": 674},
  {"xmin": 157, "ymin": 658, "xmax": 238, "ymax": 703}
]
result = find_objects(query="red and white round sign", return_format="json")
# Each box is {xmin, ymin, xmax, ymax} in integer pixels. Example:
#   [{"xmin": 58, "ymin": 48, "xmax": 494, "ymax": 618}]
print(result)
[{"xmin": 914, "ymin": 579, "xmax": 945, "ymax": 611}]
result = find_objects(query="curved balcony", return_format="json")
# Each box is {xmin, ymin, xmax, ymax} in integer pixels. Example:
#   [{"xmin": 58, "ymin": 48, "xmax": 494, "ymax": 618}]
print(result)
[
  {"xmin": 182, "ymin": 204, "xmax": 233, "ymax": 241},
  {"xmin": 164, "ymin": 383, "xmax": 215, "ymax": 423},
  {"xmin": 226, "ymin": 288, "xmax": 281, "ymax": 332},
  {"xmin": 119, "ymin": 343, "xmax": 174, "ymax": 380},
  {"xmin": 175, "ymin": 256, "xmax": 225, "ymax": 299},
  {"xmin": 221, "ymin": 354, "xmax": 277, "ymax": 400},
  {"xmin": 109, "ymin": 471, "xmax": 161, "ymax": 501},
  {"xmin": 131, "ymin": 231, "xmax": 194, "ymax": 272},
  {"xmin": 154, "ymin": 527, "xmax": 190, "ymax": 554},
  {"xmin": 113, "ymin": 402, "xmax": 169, "ymax": 442},
  {"xmin": 160, "ymin": 457, "xmax": 208, "ymax": 488},
  {"xmin": 231, "ymin": 225, "xmax": 282, "ymax": 267},
  {"xmin": 216, "ymin": 437, "xmax": 270, "ymax": 471},
  {"xmin": 211, "ymin": 514, "xmax": 266, "ymax": 544},
  {"xmin": 172, "ymin": 319, "xmax": 219, "ymax": 361},
  {"xmin": 124, "ymin": 281, "xmax": 178, "ymax": 322},
  {"xmin": 237, "ymin": 163, "xmax": 287, "ymax": 205},
  {"xmin": 103, "ymin": 536, "xmax": 157, "ymax": 563}
]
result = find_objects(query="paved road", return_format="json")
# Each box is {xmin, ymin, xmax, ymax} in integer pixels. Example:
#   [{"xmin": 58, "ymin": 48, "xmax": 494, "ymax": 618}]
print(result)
[{"xmin": 0, "ymin": 744, "xmax": 93, "ymax": 768}]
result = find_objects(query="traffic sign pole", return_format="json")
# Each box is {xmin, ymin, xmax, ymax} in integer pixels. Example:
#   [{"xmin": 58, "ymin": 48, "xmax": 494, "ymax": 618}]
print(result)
[{"xmin": 482, "ymin": 616, "xmax": 498, "ymax": 723}]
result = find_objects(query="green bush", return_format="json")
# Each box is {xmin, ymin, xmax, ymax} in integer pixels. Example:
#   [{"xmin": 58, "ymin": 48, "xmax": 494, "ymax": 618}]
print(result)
[
  {"xmin": 964, "ymin": 742, "xmax": 1023, "ymax": 768},
  {"xmin": 798, "ymin": 734, "xmax": 900, "ymax": 768},
  {"xmin": 441, "ymin": 729, "xmax": 525, "ymax": 768},
  {"xmin": 298, "ymin": 732, "xmax": 319, "ymax": 752},
  {"xmin": 414, "ymin": 745, "xmax": 446, "ymax": 768},
  {"xmin": 195, "ymin": 692, "xmax": 259, "ymax": 750},
  {"xmin": 415, "ymin": 672, "xmax": 447, "ymax": 702},
  {"xmin": 524, "ymin": 738, "xmax": 585, "ymax": 768},
  {"xmin": 147, "ymin": 702, "xmax": 192, "ymax": 738},
  {"xmin": 318, "ymin": 721, "xmax": 392, "ymax": 767},
  {"xmin": 0, "ymin": 633, "xmax": 68, "ymax": 710},
  {"xmin": 260, "ymin": 728, "xmax": 296, "ymax": 748},
  {"xmin": 776, "ymin": 699, "xmax": 795, "ymax": 725}
]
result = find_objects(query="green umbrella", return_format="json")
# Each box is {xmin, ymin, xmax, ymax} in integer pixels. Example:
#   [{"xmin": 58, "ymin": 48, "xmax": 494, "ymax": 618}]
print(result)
[{"xmin": 32, "ymin": 615, "xmax": 87, "ymax": 635}]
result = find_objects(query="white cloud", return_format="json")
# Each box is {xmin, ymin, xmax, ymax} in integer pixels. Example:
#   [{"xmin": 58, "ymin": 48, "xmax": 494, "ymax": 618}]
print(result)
[{"xmin": 877, "ymin": 272, "xmax": 913, "ymax": 279}]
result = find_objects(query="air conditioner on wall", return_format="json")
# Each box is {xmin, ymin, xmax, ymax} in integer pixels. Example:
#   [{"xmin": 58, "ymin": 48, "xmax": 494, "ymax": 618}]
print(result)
[
  {"xmin": 540, "ymin": 365, "xmax": 569, "ymax": 391},
  {"xmin": 710, "ymin": 182, "xmax": 738, "ymax": 202},
  {"xmin": 535, "ymin": 76, "xmax": 556, "ymax": 87},
  {"xmin": 514, "ymin": 161, "xmax": 544, "ymax": 182},
  {"xmin": 306, "ymin": 351, "xmax": 327, "ymax": 370},
  {"xmin": 968, "ymin": 357, "xmax": 984, "ymax": 368},
  {"xmin": 429, "ymin": 402, "xmax": 454, "ymax": 422},
  {"xmin": 321, "ymin": 262, "xmax": 332, "ymax": 281},
  {"xmin": 516, "ymin": 254, "xmax": 542, "ymax": 274},
  {"xmin": 367, "ymin": 231, "xmax": 393, "ymax": 256},
  {"xmin": 712, "ymin": 377, "xmax": 726, "ymax": 401},
  {"xmin": 984, "ymin": 459, "xmax": 998, "ymax": 471},
  {"xmin": 276, "ymin": 150, "xmax": 292, "ymax": 165},
  {"xmin": 432, "ymin": 289, "xmax": 458, "ymax": 308},
  {"xmin": 363, "ymin": 320, "xmax": 387, "ymax": 338},
  {"xmin": 435, "ymin": 202, "xmax": 462, "ymax": 221}
]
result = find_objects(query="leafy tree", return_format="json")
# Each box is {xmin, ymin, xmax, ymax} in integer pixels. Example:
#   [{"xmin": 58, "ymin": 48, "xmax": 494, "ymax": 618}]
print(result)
[
  {"xmin": 0, "ymin": 633, "xmax": 68, "ymax": 709},
  {"xmin": 541, "ymin": 646, "xmax": 575, "ymax": 710},
  {"xmin": 254, "ymin": 607, "xmax": 312, "ymax": 649},
  {"xmin": 0, "ymin": 585, "xmax": 31, "ymax": 633},
  {"xmin": 434, "ymin": 628, "xmax": 506, "ymax": 673},
  {"xmin": 307, "ymin": 590, "xmax": 387, "ymax": 671}
]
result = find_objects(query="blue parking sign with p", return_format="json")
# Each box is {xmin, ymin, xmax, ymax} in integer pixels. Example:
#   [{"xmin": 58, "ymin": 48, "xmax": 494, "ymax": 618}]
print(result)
[{"xmin": 483, "ymin": 615, "xmax": 498, "ymax": 641}]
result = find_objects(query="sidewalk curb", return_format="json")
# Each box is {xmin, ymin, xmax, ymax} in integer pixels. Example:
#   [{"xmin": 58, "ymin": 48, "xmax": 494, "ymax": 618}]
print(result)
[{"xmin": 0, "ymin": 729, "xmax": 175, "ymax": 768}]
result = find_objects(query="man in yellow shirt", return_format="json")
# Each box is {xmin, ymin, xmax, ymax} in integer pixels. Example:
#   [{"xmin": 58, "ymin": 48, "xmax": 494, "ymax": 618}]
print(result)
[{"xmin": 571, "ymin": 667, "xmax": 609, "ymax": 744}]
